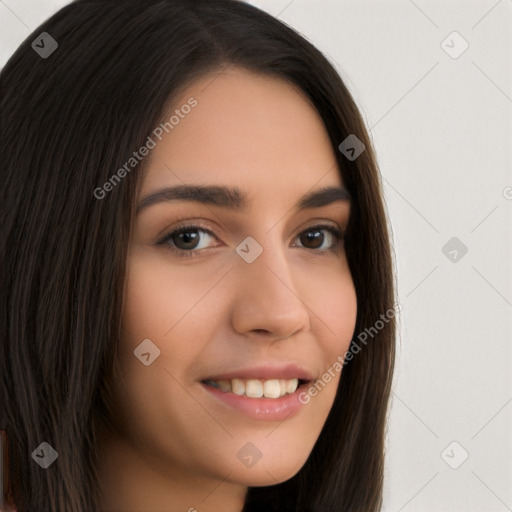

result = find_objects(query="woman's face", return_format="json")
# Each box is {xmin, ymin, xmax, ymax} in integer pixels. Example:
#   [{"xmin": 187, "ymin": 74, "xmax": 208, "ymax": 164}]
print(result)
[{"xmin": 109, "ymin": 67, "xmax": 357, "ymax": 491}]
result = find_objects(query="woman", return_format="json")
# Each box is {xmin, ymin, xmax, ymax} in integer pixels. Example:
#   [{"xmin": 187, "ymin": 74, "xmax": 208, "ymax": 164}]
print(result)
[{"xmin": 0, "ymin": 0, "xmax": 396, "ymax": 510}]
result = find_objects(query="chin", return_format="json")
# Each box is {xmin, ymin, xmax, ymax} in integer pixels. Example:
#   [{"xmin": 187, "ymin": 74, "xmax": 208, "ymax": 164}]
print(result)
[
  {"xmin": 226, "ymin": 451, "xmax": 309, "ymax": 487},
  {"xmin": 236, "ymin": 469, "xmax": 301, "ymax": 487}
]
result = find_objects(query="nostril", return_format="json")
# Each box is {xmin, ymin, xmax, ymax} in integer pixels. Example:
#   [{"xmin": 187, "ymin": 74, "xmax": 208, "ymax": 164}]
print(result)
[{"xmin": 252, "ymin": 329, "xmax": 269, "ymax": 334}]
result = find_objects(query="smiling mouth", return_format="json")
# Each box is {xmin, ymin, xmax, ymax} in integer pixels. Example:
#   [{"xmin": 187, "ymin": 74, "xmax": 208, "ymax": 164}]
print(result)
[{"xmin": 201, "ymin": 378, "xmax": 310, "ymax": 399}]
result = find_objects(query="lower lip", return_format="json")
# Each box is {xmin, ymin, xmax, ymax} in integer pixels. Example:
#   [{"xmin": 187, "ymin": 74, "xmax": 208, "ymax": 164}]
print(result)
[{"xmin": 200, "ymin": 382, "xmax": 309, "ymax": 421}]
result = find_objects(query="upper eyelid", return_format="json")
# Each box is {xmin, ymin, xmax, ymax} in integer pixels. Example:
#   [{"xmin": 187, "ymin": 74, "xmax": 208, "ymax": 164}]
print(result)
[
  {"xmin": 160, "ymin": 219, "xmax": 344, "ymax": 238},
  {"xmin": 148, "ymin": 201, "xmax": 349, "ymax": 238}
]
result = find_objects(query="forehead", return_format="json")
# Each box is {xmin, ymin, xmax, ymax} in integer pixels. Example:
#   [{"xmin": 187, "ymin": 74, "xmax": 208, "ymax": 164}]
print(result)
[{"xmin": 140, "ymin": 66, "xmax": 344, "ymax": 200}]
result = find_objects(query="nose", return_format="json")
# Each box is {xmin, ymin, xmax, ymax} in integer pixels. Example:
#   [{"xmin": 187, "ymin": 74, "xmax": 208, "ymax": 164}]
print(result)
[{"xmin": 229, "ymin": 238, "xmax": 311, "ymax": 341}]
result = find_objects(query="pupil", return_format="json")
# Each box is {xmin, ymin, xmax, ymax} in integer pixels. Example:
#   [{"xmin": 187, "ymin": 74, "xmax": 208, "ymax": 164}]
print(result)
[
  {"xmin": 303, "ymin": 230, "xmax": 323, "ymax": 249},
  {"xmin": 176, "ymin": 230, "xmax": 199, "ymax": 249}
]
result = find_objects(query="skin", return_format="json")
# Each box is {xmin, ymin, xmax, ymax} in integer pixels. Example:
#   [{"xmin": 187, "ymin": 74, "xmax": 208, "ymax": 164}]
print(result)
[{"xmin": 97, "ymin": 66, "xmax": 357, "ymax": 512}]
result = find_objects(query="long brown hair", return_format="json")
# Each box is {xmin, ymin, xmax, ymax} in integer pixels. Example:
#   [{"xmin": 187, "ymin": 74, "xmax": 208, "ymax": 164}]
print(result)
[{"xmin": 0, "ymin": 0, "xmax": 396, "ymax": 510}]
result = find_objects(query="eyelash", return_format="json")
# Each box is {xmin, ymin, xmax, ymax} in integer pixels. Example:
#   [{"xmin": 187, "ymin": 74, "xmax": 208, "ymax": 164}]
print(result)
[{"xmin": 155, "ymin": 222, "xmax": 345, "ymax": 259}]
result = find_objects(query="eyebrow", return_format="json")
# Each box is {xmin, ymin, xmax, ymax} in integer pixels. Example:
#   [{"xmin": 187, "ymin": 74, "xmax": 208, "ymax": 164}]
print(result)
[{"xmin": 136, "ymin": 184, "xmax": 351, "ymax": 214}]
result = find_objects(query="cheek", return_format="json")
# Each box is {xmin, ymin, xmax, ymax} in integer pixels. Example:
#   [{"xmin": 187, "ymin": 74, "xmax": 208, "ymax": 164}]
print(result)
[
  {"xmin": 298, "ymin": 264, "xmax": 357, "ymax": 409},
  {"xmin": 122, "ymin": 254, "xmax": 178, "ymax": 337},
  {"xmin": 310, "ymin": 262, "xmax": 358, "ymax": 356},
  {"xmin": 118, "ymin": 251, "xmax": 225, "ymax": 388},
  {"xmin": 110, "ymin": 255, "xmax": 214, "ymax": 448},
  {"xmin": 122, "ymin": 250, "xmax": 230, "ymax": 338},
  {"xmin": 117, "ymin": 255, "xmax": 190, "ymax": 388}
]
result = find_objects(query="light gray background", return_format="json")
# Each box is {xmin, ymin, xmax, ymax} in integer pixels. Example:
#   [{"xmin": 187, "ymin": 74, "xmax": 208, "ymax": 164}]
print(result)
[{"xmin": 1, "ymin": 1, "xmax": 511, "ymax": 511}]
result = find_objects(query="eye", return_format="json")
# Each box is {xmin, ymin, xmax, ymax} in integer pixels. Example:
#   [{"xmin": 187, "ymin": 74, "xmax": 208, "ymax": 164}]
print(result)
[
  {"xmin": 294, "ymin": 224, "xmax": 345, "ymax": 253},
  {"xmin": 156, "ymin": 223, "xmax": 345, "ymax": 259},
  {"xmin": 156, "ymin": 224, "xmax": 217, "ymax": 256}
]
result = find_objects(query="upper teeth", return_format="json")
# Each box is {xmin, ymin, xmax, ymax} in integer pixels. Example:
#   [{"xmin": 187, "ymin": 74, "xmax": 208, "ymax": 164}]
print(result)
[{"xmin": 205, "ymin": 378, "xmax": 299, "ymax": 398}]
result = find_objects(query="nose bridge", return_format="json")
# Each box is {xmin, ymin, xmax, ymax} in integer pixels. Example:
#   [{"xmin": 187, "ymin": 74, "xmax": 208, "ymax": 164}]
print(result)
[
  {"xmin": 230, "ymin": 230, "xmax": 311, "ymax": 337},
  {"xmin": 238, "ymin": 228, "xmax": 294, "ymax": 293}
]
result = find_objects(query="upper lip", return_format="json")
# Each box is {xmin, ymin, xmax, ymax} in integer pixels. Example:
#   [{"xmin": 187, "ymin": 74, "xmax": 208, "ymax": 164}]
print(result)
[{"xmin": 201, "ymin": 363, "xmax": 315, "ymax": 382}]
